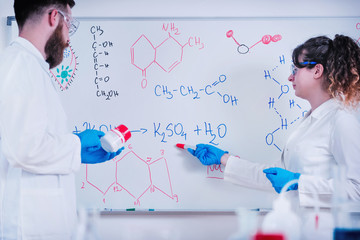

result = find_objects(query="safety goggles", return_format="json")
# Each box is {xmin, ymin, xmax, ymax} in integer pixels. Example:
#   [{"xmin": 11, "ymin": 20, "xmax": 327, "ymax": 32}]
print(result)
[
  {"xmin": 56, "ymin": 9, "xmax": 80, "ymax": 36},
  {"xmin": 290, "ymin": 61, "xmax": 318, "ymax": 76}
]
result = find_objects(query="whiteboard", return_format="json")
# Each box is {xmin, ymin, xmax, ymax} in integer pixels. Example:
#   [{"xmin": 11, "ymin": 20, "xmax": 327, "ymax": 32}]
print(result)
[{"xmin": 9, "ymin": 17, "xmax": 360, "ymax": 210}]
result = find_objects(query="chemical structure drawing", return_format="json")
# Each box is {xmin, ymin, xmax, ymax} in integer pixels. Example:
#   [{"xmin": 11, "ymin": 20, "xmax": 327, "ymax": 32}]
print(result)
[
  {"xmin": 226, "ymin": 30, "xmax": 282, "ymax": 54},
  {"xmin": 263, "ymin": 55, "xmax": 308, "ymax": 152},
  {"xmin": 73, "ymin": 121, "xmax": 228, "ymax": 147},
  {"xmin": 131, "ymin": 23, "xmax": 204, "ymax": 89},
  {"xmin": 81, "ymin": 146, "xmax": 178, "ymax": 206},
  {"xmin": 50, "ymin": 45, "xmax": 78, "ymax": 91},
  {"xmin": 90, "ymin": 25, "xmax": 119, "ymax": 100},
  {"xmin": 154, "ymin": 74, "xmax": 239, "ymax": 106},
  {"xmin": 357, "ymin": 22, "xmax": 360, "ymax": 43}
]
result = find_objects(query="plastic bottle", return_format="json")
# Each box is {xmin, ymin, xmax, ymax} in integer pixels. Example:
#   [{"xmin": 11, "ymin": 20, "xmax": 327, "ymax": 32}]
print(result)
[
  {"xmin": 100, "ymin": 124, "xmax": 131, "ymax": 152},
  {"xmin": 228, "ymin": 208, "xmax": 258, "ymax": 240},
  {"xmin": 261, "ymin": 179, "xmax": 301, "ymax": 240}
]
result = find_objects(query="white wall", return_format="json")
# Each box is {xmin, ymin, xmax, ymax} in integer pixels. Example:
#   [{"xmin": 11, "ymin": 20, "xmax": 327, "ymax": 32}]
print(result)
[{"xmin": 0, "ymin": 1, "xmax": 359, "ymax": 239}]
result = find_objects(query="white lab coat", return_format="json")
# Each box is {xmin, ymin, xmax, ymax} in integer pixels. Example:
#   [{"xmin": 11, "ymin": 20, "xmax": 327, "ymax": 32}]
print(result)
[
  {"xmin": 0, "ymin": 37, "xmax": 81, "ymax": 239},
  {"xmin": 224, "ymin": 98, "xmax": 360, "ymax": 207}
]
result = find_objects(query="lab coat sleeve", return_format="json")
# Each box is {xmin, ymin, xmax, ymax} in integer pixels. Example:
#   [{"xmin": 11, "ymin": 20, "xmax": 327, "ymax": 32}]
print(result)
[
  {"xmin": 0, "ymin": 51, "xmax": 81, "ymax": 175},
  {"xmin": 223, "ymin": 155, "xmax": 282, "ymax": 191},
  {"xmin": 298, "ymin": 111, "xmax": 360, "ymax": 204}
]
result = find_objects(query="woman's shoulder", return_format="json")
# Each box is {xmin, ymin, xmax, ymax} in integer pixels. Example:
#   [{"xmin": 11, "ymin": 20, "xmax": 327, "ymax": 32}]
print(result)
[{"xmin": 332, "ymin": 105, "xmax": 360, "ymax": 131}]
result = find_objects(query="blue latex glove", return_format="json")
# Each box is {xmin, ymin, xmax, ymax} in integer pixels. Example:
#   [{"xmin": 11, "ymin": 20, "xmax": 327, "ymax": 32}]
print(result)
[
  {"xmin": 76, "ymin": 129, "xmax": 124, "ymax": 164},
  {"xmin": 263, "ymin": 167, "xmax": 301, "ymax": 193},
  {"xmin": 187, "ymin": 144, "xmax": 228, "ymax": 165}
]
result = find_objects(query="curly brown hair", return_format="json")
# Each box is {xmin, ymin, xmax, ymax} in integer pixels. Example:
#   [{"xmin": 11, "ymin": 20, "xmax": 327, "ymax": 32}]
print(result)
[{"xmin": 292, "ymin": 35, "xmax": 360, "ymax": 107}]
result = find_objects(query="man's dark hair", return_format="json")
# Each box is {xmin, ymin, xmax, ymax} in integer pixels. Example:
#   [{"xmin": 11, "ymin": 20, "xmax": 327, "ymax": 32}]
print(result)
[{"xmin": 14, "ymin": 0, "xmax": 75, "ymax": 30}]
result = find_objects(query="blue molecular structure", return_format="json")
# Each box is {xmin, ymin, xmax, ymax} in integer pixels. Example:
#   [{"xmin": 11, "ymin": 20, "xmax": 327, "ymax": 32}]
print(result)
[{"xmin": 263, "ymin": 55, "xmax": 308, "ymax": 152}]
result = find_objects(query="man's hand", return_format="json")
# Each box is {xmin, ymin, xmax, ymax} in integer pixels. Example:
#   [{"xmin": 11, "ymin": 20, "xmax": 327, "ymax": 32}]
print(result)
[{"xmin": 76, "ymin": 129, "xmax": 123, "ymax": 164}]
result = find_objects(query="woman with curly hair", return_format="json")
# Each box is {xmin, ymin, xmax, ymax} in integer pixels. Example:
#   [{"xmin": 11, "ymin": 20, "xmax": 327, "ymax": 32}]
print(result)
[{"xmin": 187, "ymin": 34, "xmax": 360, "ymax": 208}]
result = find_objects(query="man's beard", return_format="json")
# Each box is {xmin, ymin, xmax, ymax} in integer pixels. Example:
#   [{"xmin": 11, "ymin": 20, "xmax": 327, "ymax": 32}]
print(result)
[{"xmin": 45, "ymin": 22, "xmax": 69, "ymax": 69}]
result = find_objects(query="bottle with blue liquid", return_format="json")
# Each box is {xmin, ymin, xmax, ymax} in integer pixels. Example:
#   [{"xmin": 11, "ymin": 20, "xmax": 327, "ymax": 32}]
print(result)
[{"xmin": 332, "ymin": 165, "xmax": 360, "ymax": 240}]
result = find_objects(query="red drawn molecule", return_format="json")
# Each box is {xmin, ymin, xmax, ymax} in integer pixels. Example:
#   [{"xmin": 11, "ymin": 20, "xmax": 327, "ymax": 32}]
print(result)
[
  {"xmin": 131, "ymin": 33, "xmax": 187, "ymax": 89},
  {"xmin": 82, "ymin": 147, "xmax": 178, "ymax": 206},
  {"xmin": 226, "ymin": 30, "xmax": 282, "ymax": 54},
  {"xmin": 130, "ymin": 27, "xmax": 204, "ymax": 89}
]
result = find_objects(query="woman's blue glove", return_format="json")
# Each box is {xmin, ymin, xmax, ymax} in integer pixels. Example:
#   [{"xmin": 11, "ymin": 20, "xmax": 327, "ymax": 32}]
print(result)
[
  {"xmin": 187, "ymin": 144, "xmax": 228, "ymax": 165},
  {"xmin": 263, "ymin": 167, "xmax": 301, "ymax": 193},
  {"xmin": 76, "ymin": 129, "xmax": 124, "ymax": 164}
]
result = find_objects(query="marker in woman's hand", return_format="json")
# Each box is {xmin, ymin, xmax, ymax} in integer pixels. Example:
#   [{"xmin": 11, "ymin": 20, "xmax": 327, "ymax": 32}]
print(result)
[
  {"xmin": 176, "ymin": 143, "xmax": 196, "ymax": 152},
  {"xmin": 176, "ymin": 143, "xmax": 225, "ymax": 165}
]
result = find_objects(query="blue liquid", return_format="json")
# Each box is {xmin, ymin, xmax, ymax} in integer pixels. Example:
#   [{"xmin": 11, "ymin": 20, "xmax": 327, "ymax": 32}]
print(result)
[{"xmin": 334, "ymin": 228, "xmax": 360, "ymax": 240}]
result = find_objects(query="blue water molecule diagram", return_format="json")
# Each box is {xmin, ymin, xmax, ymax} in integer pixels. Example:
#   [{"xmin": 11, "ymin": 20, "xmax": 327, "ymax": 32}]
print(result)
[{"xmin": 263, "ymin": 55, "xmax": 308, "ymax": 152}]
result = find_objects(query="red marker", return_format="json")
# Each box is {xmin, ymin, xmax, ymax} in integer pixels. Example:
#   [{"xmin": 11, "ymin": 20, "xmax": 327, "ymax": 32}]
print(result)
[{"xmin": 176, "ymin": 143, "xmax": 195, "ymax": 151}]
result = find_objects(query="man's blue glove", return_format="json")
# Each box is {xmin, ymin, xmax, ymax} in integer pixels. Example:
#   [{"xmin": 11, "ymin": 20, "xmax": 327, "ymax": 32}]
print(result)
[
  {"xmin": 263, "ymin": 167, "xmax": 301, "ymax": 193},
  {"xmin": 76, "ymin": 129, "xmax": 124, "ymax": 164},
  {"xmin": 187, "ymin": 144, "xmax": 228, "ymax": 165}
]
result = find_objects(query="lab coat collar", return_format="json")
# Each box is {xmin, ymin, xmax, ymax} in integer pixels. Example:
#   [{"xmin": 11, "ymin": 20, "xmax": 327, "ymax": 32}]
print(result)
[
  {"xmin": 11, "ymin": 37, "xmax": 50, "ymax": 71},
  {"xmin": 308, "ymin": 98, "xmax": 339, "ymax": 120}
]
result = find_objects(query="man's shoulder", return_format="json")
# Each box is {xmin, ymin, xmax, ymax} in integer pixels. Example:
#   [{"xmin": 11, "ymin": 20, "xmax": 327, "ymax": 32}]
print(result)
[{"xmin": 0, "ymin": 42, "xmax": 39, "ymax": 70}]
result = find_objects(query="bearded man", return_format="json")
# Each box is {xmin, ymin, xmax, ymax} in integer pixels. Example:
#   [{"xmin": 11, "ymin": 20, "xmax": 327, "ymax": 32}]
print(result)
[{"xmin": 0, "ymin": 1, "xmax": 122, "ymax": 239}]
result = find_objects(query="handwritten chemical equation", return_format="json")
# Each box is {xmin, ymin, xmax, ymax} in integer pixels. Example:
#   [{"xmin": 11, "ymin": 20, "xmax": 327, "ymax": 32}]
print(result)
[
  {"xmin": 131, "ymin": 23, "xmax": 205, "ymax": 89},
  {"xmin": 154, "ymin": 74, "xmax": 239, "ymax": 106},
  {"xmin": 90, "ymin": 25, "xmax": 119, "ymax": 100},
  {"xmin": 73, "ymin": 122, "xmax": 119, "ymax": 134},
  {"xmin": 73, "ymin": 121, "xmax": 228, "ymax": 146},
  {"xmin": 153, "ymin": 121, "xmax": 227, "ymax": 146}
]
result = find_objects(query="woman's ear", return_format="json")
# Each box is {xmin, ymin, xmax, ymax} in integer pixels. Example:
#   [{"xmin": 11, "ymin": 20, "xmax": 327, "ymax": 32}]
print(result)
[{"xmin": 313, "ymin": 64, "xmax": 324, "ymax": 79}]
